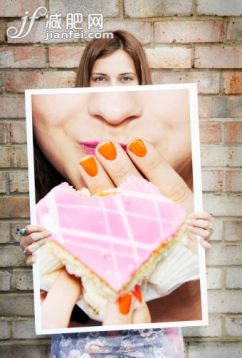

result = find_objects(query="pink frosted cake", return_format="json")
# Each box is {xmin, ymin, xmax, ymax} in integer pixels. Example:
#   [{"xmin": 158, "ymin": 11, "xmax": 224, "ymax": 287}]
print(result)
[{"xmin": 36, "ymin": 177, "xmax": 186, "ymax": 318}]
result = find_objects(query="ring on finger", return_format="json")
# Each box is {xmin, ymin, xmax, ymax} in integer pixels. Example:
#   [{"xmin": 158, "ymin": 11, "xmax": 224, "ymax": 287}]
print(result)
[{"xmin": 16, "ymin": 227, "xmax": 27, "ymax": 236}]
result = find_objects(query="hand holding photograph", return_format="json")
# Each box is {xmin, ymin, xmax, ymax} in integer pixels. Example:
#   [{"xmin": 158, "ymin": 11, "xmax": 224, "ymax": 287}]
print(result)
[{"xmin": 25, "ymin": 84, "xmax": 208, "ymax": 334}]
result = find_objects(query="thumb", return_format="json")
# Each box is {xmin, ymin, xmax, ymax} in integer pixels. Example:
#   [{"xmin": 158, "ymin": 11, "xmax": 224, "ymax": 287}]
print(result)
[{"xmin": 103, "ymin": 293, "xmax": 133, "ymax": 325}]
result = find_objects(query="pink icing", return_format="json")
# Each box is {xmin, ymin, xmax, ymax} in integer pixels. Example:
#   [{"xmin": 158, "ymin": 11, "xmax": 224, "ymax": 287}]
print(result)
[{"xmin": 36, "ymin": 177, "xmax": 186, "ymax": 291}]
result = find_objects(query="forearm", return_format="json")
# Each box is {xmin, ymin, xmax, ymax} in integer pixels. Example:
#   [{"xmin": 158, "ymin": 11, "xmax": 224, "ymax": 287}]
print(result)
[{"xmin": 41, "ymin": 269, "xmax": 82, "ymax": 329}]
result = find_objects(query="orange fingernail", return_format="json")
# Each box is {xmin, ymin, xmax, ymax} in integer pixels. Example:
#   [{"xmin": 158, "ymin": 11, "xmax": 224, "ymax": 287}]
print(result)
[
  {"xmin": 98, "ymin": 142, "xmax": 117, "ymax": 160},
  {"xmin": 118, "ymin": 293, "xmax": 132, "ymax": 315},
  {"xmin": 132, "ymin": 284, "xmax": 142, "ymax": 303},
  {"xmin": 80, "ymin": 156, "xmax": 98, "ymax": 177},
  {"xmin": 128, "ymin": 139, "xmax": 147, "ymax": 157}
]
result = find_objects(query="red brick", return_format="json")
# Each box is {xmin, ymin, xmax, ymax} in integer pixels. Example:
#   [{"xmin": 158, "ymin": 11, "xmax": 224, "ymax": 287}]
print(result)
[
  {"xmin": 12, "ymin": 269, "xmax": 33, "ymax": 290},
  {"xmin": 0, "ymin": 171, "xmax": 7, "ymax": 193},
  {"xmin": 12, "ymin": 319, "xmax": 37, "ymax": 339},
  {"xmin": 0, "ymin": 47, "xmax": 46, "ymax": 68},
  {"xmin": 0, "ymin": 96, "xmax": 25, "ymax": 118},
  {"xmin": 0, "ymin": 246, "xmax": 26, "ymax": 267},
  {"xmin": 225, "ymin": 316, "xmax": 242, "ymax": 336},
  {"xmin": 103, "ymin": 21, "xmax": 152, "ymax": 45},
  {"xmin": 152, "ymin": 70, "xmax": 219, "ymax": 94},
  {"xmin": 206, "ymin": 242, "xmax": 242, "ymax": 265},
  {"xmin": 0, "ymin": 222, "xmax": 10, "ymax": 243},
  {"xmin": 195, "ymin": 46, "xmax": 242, "ymax": 69},
  {"xmin": 202, "ymin": 170, "xmax": 225, "ymax": 191},
  {"xmin": 0, "ymin": 20, "xmax": 5, "ymax": 42},
  {"xmin": 224, "ymin": 220, "xmax": 242, "ymax": 241},
  {"xmin": 226, "ymin": 171, "xmax": 242, "ymax": 192},
  {"xmin": 189, "ymin": 342, "xmax": 242, "ymax": 357},
  {"xmin": 5, "ymin": 70, "xmax": 76, "ymax": 92},
  {"xmin": 0, "ymin": 0, "xmax": 46, "ymax": 17},
  {"xmin": 0, "ymin": 122, "xmax": 10, "ymax": 143},
  {"xmin": 199, "ymin": 96, "xmax": 242, "ymax": 118},
  {"xmin": 124, "ymin": 0, "xmax": 193, "ymax": 17},
  {"xmin": 197, "ymin": 0, "xmax": 242, "ymax": 16},
  {"xmin": 0, "ymin": 293, "xmax": 34, "ymax": 315},
  {"xmin": 0, "ymin": 343, "xmax": 50, "ymax": 358},
  {"xmin": 154, "ymin": 20, "xmax": 224, "ymax": 43},
  {"xmin": 146, "ymin": 47, "xmax": 192, "ymax": 69},
  {"xmin": 0, "ymin": 72, "xmax": 3, "ymax": 91},
  {"xmin": 227, "ymin": 18, "xmax": 242, "ymax": 41},
  {"xmin": 0, "ymin": 147, "xmax": 9, "ymax": 167},
  {"xmin": 0, "ymin": 320, "xmax": 10, "ymax": 339},
  {"xmin": 10, "ymin": 122, "xmax": 27, "ymax": 143},
  {"xmin": 9, "ymin": 170, "xmax": 29, "ymax": 193},
  {"xmin": 0, "ymin": 146, "xmax": 28, "ymax": 168},
  {"xmin": 223, "ymin": 72, "xmax": 242, "ymax": 94},
  {"xmin": 50, "ymin": 0, "xmax": 119, "ymax": 17},
  {"xmin": 200, "ymin": 121, "xmax": 222, "ymax": 143},
  {"xmin": 224, "ymin": 122, "xmax": 242, "ymax": 143},
  {"xmin": 49, "ymin": 46, "xmax": 85, "ymax": 68},
  {"xmin": 201, "ymin": 146, "xmax": 242, "ymax": 167},
  {"xmin": 0, "ymin": 196, "xmax": 29, "ymax": 218}
]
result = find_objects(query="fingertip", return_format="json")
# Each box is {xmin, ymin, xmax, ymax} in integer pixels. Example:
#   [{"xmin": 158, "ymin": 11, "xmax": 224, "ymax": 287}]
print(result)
[
  {"xmin": 26, "ymin": 255, "xmax": 36, "ymax": 266},
  {"xmin": 133, "ymin": 301, "xmax": 151, "ymax": 324},
  {"xmin": 187, "ymin": 213, "xmax": 195, "ymax": 220},
  {"xmin": 25, "ymin": 224, "xmax": 33, "ymax": 233},
  {"xmin": 118, "ymin": 293, "xmax": 133, "ymax": 315},
  {"xmin": 132, "ymin": 284, "xmax": 142, "ymax": 303},
  {"xmin": 199, "ymin": 238, "xmax": 212, "ymax": 249}
]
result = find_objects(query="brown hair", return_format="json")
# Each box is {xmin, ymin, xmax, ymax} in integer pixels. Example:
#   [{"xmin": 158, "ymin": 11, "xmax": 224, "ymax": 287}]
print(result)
[
  {"xmin": 76, "ymin": 30, "xmax": 152, "ymax": 87},
  {"xmin": 35, "ymin": 30, "xmax": 152, "ymax": 201}
]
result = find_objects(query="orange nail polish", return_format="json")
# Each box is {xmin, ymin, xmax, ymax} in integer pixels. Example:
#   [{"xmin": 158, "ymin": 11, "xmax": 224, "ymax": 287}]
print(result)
[
  {"xmin": 128, "ymin": 139, "xmax": 147, "ymax": 157},
  {"xmin": 132, "ymin": 284, "xmax": 142, "ymax": 303},
  {"xmin": 98, "ymin": 142, "xmax": 117, "ymax": 160},
  {"xmin": 80, "ymin": 156, "xmax": 98, "ymax": 177},
  {"xmin": 118, "ymin": 293, "xmax": 132, "ymax": 315}
]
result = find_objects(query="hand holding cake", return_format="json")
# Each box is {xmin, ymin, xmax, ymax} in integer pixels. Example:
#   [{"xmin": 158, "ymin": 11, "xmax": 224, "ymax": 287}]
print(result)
[{"xmin": 17, "ymin": 137, "xmax": 213, "ymax": 327}]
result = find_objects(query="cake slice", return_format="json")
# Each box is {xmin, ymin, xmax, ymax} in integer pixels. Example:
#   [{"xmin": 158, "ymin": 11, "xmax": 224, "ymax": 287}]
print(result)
[{"xmin": 36, "ymin": 177, "xmax": 187, "ymax": 320}]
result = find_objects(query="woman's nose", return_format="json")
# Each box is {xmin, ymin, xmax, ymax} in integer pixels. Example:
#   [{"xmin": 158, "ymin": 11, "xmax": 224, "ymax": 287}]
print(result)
[{"xmin": 88, "ymin": 92, "xmax": 142, "ymax": 126}]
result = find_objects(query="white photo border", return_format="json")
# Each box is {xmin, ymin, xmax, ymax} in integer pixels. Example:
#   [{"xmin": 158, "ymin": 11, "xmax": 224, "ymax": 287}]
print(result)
[{"xmin": 25, "ymin": 83, "xmax": 208, "ymax": 335}]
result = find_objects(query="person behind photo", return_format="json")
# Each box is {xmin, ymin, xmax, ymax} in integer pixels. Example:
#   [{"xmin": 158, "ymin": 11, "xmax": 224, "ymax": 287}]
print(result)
[{"xmin": 18, "ymin": 30, "xmax": 213, "ymax": 357}]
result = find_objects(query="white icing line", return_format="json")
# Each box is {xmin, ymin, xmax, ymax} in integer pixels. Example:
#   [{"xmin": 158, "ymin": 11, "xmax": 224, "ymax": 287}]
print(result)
[
  {"xmin": 98, "ymin": 197, "xmax": 121, "ymax": 284},
  {"xmin": 113, "ymin": 195, "xmax": 140, "ymax": 265},
  {"xmin": 45, "ymin": 191, "xmax": 65, "ymax": 245},
  {"xmin": 55, "ymin": 203, "xmax": 180, "ymax": 225},
  {"xmin": 58, "ymin": 227, "xmax": 155, "ymax": 250},
  {"xmin": 63, "ymin": 239, "xmax": 135, "ymax": 260}
]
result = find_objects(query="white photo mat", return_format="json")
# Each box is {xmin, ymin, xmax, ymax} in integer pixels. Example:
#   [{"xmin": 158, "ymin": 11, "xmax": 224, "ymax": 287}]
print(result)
[{"xmin": 25, "ymin": 83, "xmax": 208, "ymax": 335}]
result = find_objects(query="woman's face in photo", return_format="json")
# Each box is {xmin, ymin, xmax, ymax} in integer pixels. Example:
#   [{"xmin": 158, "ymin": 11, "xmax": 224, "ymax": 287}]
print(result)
[{"xmin": 32, "ymin": 51, "xmax": 191, "ymax": 190}]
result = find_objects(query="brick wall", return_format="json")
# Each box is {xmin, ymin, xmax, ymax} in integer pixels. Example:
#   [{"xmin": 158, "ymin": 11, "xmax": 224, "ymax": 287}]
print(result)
[{"xmin": 0, "ymin": 1, "xmax": 241, "ymax": 357}]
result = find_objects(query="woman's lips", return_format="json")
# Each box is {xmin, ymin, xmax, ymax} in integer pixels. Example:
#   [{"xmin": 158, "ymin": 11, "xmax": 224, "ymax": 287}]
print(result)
[{"xmin": 80, "ymin": 141, "xmax": 127, "ymax": 155}]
